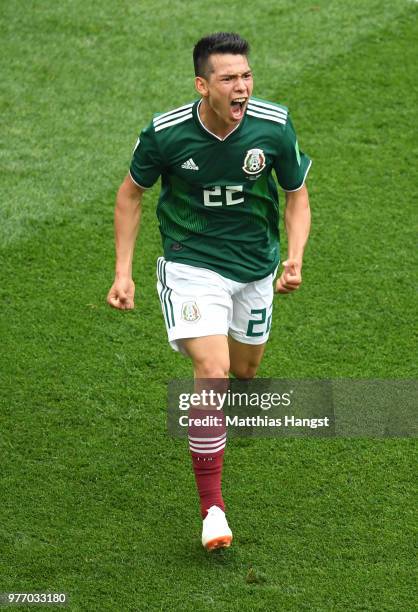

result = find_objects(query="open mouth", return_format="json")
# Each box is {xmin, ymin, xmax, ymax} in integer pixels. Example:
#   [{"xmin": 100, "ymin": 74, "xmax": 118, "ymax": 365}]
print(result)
[
  {"xmin": 230, "ymin": 97, "xmax": 247, "ymax": 119},
  {"xmin": 230, "ymin": 97, "xmax": 247, "ymax": 110}
]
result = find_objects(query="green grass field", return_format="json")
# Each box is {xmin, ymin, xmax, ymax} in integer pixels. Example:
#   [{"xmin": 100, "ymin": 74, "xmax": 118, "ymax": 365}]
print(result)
[{"xmin": 1, "ymin": 1, "xmax": 417, "ymax": 610}]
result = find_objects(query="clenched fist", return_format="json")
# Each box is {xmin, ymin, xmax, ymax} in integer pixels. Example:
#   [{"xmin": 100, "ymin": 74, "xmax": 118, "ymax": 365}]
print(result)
[
  {"xmin": 275, "ymin": 260, "xmax": 302, "ymax": 294},
  {"xmin": 107, "ymin": 276, "xmax": 135, "ymax": 310}
]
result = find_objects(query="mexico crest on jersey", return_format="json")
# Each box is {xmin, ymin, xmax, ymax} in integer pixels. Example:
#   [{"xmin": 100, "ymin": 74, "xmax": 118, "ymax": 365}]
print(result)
[
  {"xmin": 242, "ymin": 148, "xmax": 266, "ymax": 176},
  {"xmin": 181, "ymin": 301, "xmax": 201, "ymax": 323}
]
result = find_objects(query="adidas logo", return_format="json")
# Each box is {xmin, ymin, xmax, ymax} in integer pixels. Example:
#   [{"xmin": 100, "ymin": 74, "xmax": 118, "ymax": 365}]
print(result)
[{"xmin": 181, "ymin": 158, "xmax": 199, "ymax": 171}]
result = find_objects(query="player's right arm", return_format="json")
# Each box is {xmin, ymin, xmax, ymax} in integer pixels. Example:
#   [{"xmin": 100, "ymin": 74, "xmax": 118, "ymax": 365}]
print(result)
[
  {"xmin": 108, "ymin": 119, "xmax": 162, "ymax": 309},
  {"xmin": 107, "ymin": 175, "xmax": 145, "ymax": 310}
]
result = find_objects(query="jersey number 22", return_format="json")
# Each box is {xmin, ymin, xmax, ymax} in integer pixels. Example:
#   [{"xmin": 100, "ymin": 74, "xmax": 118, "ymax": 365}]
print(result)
[{"xmin": 203, "ymin": 186, "xmax": 244, "ymax": 207}]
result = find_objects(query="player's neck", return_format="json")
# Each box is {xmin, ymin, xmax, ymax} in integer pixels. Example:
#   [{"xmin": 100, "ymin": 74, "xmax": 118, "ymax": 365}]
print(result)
[{"xmin": 198, "ymin": 99, "xmax": 239, "ymax": 140}]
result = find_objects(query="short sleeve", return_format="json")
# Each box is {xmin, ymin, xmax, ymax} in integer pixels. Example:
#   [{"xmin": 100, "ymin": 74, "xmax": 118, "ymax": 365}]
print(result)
[
  {"xmin": 274, "ymin": 114, "xmax": 312, "ymax": 191},
  {"xmin": 129, "ymin": 122, "xmax": 163, "ymax": 189}
]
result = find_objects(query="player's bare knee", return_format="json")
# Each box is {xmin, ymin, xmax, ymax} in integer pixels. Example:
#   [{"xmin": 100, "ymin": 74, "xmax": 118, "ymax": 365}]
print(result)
[
  {"xmin": 230, "ymin": 363, "xmax": 258, "ymax": 380},
  {"xmin": 194, "ymin": 358, "xmax": 230, "ymax": 379}
]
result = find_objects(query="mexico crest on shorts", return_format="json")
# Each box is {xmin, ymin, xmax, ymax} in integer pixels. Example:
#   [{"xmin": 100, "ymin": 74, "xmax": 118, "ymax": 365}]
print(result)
[
  {"xmin": 242, "ymin": 148, "xmax": 266, "ymax": 176},
  {"xmin": 181, "ymin": 301, "xmax": 201, "ymax": 323}
]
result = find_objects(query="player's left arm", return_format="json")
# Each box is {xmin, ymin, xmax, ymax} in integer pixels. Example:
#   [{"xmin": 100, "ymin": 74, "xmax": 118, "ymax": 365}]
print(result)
[{"xmin": 275, "ymin": 184, "xmax": 311, "ymax": 294}]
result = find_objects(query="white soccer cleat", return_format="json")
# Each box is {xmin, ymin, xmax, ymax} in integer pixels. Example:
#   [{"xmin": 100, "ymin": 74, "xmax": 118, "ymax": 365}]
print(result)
[{"xmin": 201, "ymin": 505, "xmax": 233, "ymax": 550}]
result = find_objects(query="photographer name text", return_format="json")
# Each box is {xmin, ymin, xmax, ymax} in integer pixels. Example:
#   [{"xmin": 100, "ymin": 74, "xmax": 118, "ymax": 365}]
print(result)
[{"xmin": 179, "ymin": 415, "xmax": 330, "ymax": 429}]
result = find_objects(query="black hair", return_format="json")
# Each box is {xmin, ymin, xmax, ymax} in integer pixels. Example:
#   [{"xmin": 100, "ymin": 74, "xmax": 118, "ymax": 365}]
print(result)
[{"xmin": 193, "ymin": 32, "xmax": 250, "ymax": 78}]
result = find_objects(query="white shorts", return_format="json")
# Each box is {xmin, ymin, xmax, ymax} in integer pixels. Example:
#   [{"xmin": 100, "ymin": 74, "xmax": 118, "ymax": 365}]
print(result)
[{"xmin": 156, "ymin": 257, "xmax": 275, "ymax": 353}]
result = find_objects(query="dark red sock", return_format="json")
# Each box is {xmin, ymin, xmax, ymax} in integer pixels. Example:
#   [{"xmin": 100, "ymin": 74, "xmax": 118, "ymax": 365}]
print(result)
[
  {"xmin": 188, "ymin": 408, "xmax": 226, "ymax": 518},
  {"xmin": 191, "ymin": 453, "xmax": 225, "ymax": 518}
]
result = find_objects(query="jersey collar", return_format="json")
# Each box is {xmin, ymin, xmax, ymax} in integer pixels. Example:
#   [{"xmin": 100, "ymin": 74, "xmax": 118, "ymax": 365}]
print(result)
[{"xmin": 194, "ymin": 99, "xmax": 245, "ymax": 142}]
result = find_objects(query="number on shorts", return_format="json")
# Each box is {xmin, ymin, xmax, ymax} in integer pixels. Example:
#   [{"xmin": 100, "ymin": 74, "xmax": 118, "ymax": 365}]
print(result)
[
  {"xmin": 247, "ymin": 308, "xmax": 266, "ymax": 337},
  {"xmin": 247, "ymin": 307, "xmax": 272, "ymax": 337}
]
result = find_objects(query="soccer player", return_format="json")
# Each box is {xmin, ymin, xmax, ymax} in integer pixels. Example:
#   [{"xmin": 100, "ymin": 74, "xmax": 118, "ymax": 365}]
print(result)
[{"xmin": 107, "ymin": 32, "xmax": 311, "ymax": 550}]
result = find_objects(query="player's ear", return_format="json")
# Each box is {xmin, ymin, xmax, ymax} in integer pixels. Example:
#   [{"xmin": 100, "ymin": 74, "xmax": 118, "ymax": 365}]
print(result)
[{"xmin": 195, "ymin": 76, "xmax": 209, "ymax": 97}]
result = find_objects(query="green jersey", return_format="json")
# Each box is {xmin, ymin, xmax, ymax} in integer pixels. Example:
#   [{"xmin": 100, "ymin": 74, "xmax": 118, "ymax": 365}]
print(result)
[{"xmin": 130, "ymin": 97, "xmax": 311, "ymax": 283}]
